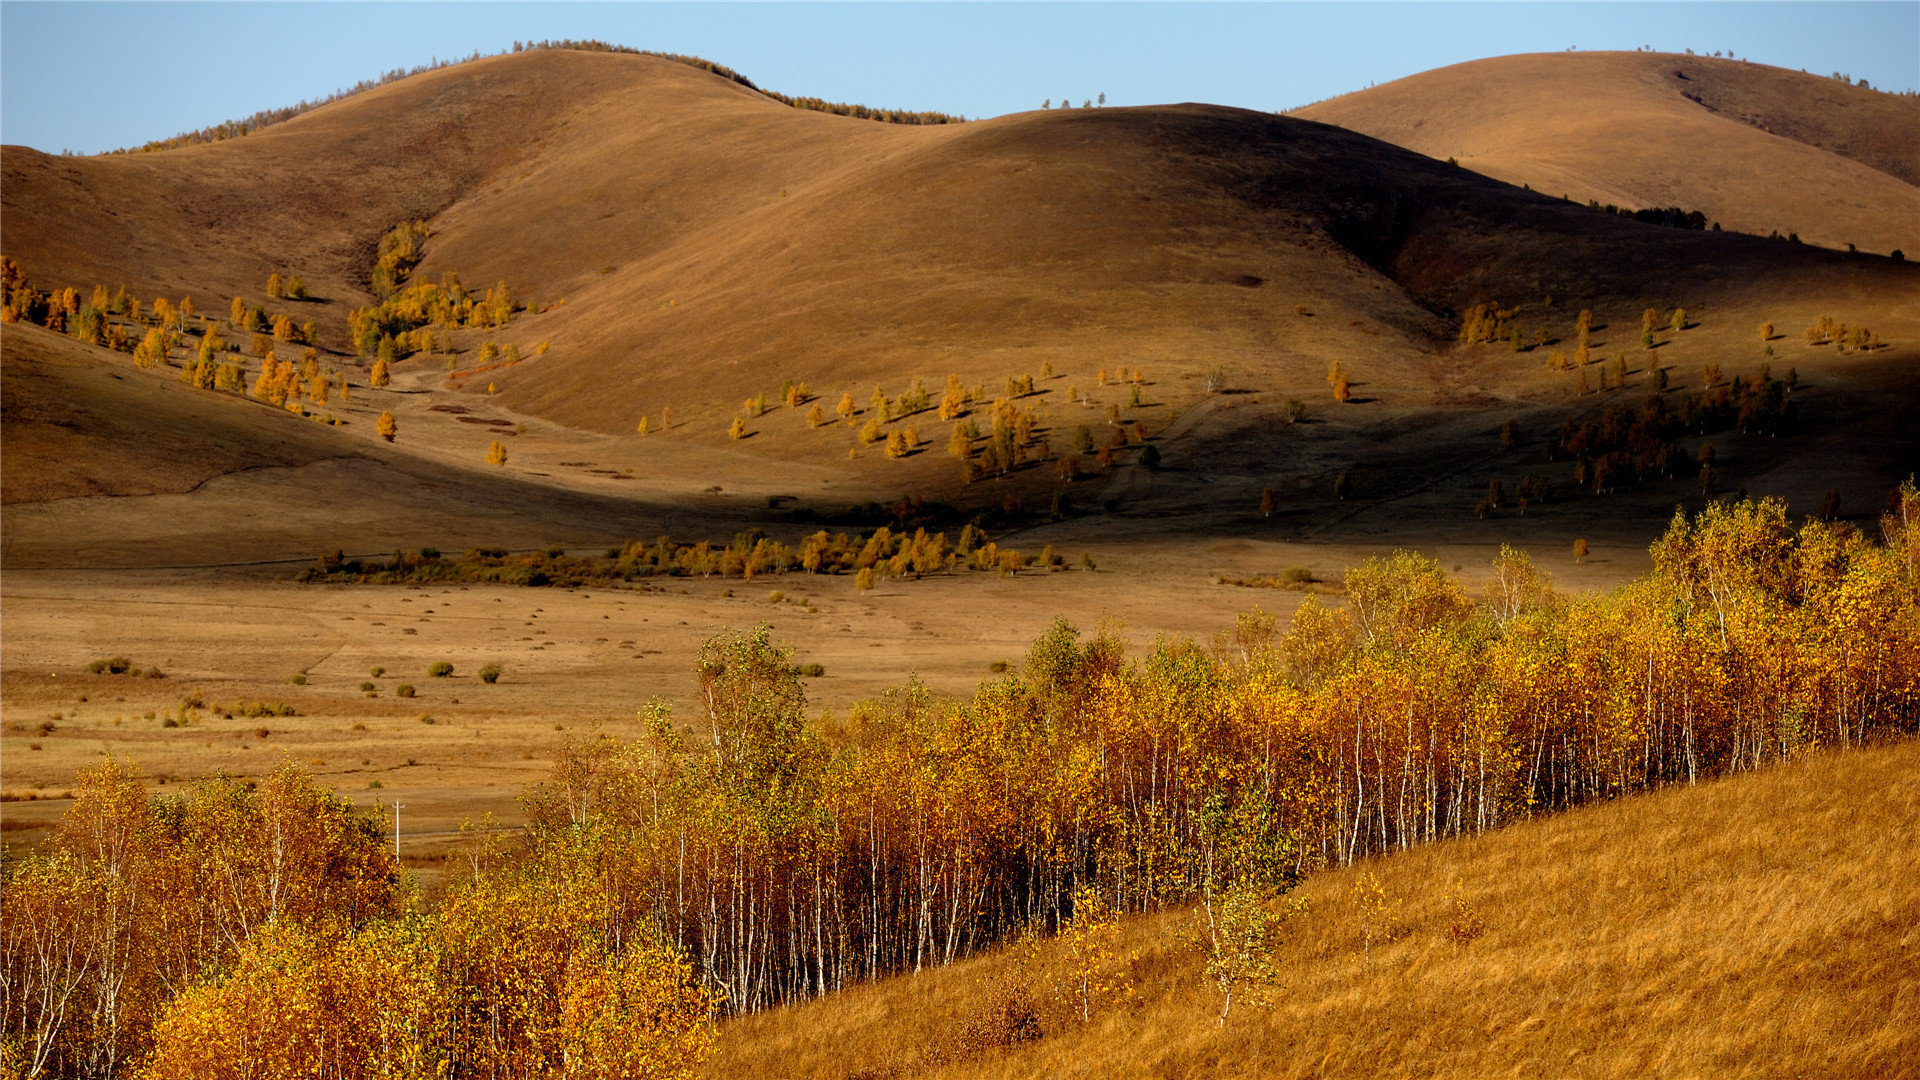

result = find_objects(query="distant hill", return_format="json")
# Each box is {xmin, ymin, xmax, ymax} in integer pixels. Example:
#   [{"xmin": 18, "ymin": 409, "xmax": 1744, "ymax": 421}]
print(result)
[
  {"xmin": 3, "ymin": 47, "xmax": 1916, "ymax": 545},
  {"xmin": 1296, "ymin": 51, "xmax": 1920, "ymax": 256}
]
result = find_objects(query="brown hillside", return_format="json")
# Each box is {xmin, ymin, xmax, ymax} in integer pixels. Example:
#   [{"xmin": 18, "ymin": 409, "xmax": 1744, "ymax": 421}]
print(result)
[
  {"xmin": 711, "ymin": 740, "xmax": 1920, "ymax": 1079},
  {"xmin": 4, "ymin": 47, "xmax": 1917, "ymax": 558},
  {"xmin": 7, "ymin": 47, "xmax": 1913, "ymax": 443},
  {"xmin": 1297, "ymin": 51, "xmax": 1920, "ymax": 256}
]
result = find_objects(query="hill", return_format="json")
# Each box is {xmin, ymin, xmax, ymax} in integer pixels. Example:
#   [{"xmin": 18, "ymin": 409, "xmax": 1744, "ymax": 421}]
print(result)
[
  {"xmin": 708, "ymin": 739, "xmax": 1920, "ymax": 1079},
  {"xmin": 4, "ymin": 47, "xmax": 1918, "ymax": 562},
  {"xmin": 1295, "ymin": 51, "xmax": 1920, "ymax": 256}
]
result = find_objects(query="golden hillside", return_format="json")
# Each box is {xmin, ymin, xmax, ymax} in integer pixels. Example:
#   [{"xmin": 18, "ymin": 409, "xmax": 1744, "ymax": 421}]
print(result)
[
  {"xmin": 1296, "ymin": 51, "xmax": 1920, "ymax": 256},
  {"xmin": 712, "ymin": 740, "xmax": 1920, "ymax": 1079}
]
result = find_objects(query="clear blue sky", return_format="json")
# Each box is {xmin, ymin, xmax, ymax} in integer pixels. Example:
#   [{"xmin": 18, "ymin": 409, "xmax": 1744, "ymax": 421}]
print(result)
[{"xmin": 3, "ymin": 2, "xmax": 1915, "ymax": 154}]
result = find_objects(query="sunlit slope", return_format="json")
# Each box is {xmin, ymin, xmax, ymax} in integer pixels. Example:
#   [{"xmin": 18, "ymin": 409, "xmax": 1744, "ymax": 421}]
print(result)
[
  {"xmin": 1297, "ymin": 51, "xmax": 1920, "ymax": 256},
  {"xmin": 712, "ymin": 741, "xmax": 1920, "ymax": 1079},
  {"xmin": 0, "ymin": 50, "xmax": 662, "ymax": 324}
]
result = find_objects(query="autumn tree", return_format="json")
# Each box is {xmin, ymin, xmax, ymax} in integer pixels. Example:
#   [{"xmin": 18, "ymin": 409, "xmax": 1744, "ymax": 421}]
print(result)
[
  {"xmin": 729, "ymin": 417, "xmax": 748, "ymax": 441},
  {"xmin": 377, "ymin": 411, "xmax": 396, "ymax": 442},
  {"xmin": 1199, "ymin": 882, "xmax": 1297, "ymax": 1024},
  {"xmin": 837, "ymin": 392, "xmax": 857, "ymax": 422},
  {"xmin": 487, "ymin": 440, "xmax": 508, "ymax": 465},
  {"xmin": 1333, "ymin": 372, "xmax": 1352, "ymax": 403},
  {"xmin": 266, "ymin": 272, "xmax": 284, "ymax": 299},
  {"xmin": 806, "ymin": 403, "xmax": 825, "ymax": 428}
]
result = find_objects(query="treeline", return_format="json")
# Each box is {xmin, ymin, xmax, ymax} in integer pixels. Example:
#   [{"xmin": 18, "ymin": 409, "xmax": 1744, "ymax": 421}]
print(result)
[
  {"xmin": 297, "ymin": 524, "xmax": 1079, "ymax": 588},
  {"xmin": 111, "ymin": 40, "xmax": 959, "ymax": 156},
  {"xmin": 1587, "ymin": 200, "xmax": 1712, "ymax": 231},
  {"xmin": 497, "ymin": 493, "xmax": 1918, "ymax": 1015},
  {"xmin": 9, "ymin": 493, "xmax": 1916, "ymax": 1074}
]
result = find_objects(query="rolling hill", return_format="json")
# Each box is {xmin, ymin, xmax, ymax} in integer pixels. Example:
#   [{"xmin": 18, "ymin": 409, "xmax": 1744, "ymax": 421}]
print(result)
[
  {"xmin": 1295, "ymin": 51, "xmax": 1920, "ymax": 257},
  {"xmin": 4, "ymin": 47, "xmax": 1918, "ymax": 558}
]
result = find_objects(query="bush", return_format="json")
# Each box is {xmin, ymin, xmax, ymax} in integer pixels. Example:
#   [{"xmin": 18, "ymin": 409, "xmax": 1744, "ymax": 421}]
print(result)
[
  {"xmin": 798, "ymin": 662, "xmax": 826, "ymax": 678},
  {"xmin": 88, "ymin": 656, "xmax": 133, "ymax": 675},
  {"xmin": 359, "ymin": 681, "xmax": 376, "ymax": 692},
  {"xmin": 428, "ymin": 662, "xmax": 454, "ymax": 678},
  {"xmin": 370, "ymin": 666, "xmax": 385, "ymax": 678},
  {"xmin": 288, "ymin": 674, "xmax": 307, "ymax": 685},
  {"xmin": 1137, "ymin": 444, "xmax": 1162, "ymax": 470},
  {"xmin": 395, "ymin": 684, "xmax": 416, "ymax": 698},
  {"xmin": 478, "ymin": 664, "xmax": 501, "ymax": 684}
]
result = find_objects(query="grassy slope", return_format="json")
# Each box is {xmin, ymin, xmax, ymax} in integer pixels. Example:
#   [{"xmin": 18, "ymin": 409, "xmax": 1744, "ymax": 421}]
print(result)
[
  {"xmin": 1296, "ymin": 51, "xmax": 1920, "ymax": 256},
  {"xmin": 711, "ymin": 740, "xmax": 1920, "ymax": 1079}
]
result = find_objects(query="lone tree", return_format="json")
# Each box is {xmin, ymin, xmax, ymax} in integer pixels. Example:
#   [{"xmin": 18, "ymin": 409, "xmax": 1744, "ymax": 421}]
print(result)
[
  {"xmin": 376, "ymin": 411, "xmax": 396, "ymax": 442},
  {"xmin": 486, "ymin": 440, "xmax": 508, "ymax": 466},
  {"xmin": 1333, "ymin": 372, "xmax": 1352, "ymax": 403},
  {"xmin": 1260, "ymin": 487, "xmax": 1278, "ymax": 517},
  {"xmin": 369, "ymin": 359, "xmax": 390, "ymax": 388},
  {"xmin": 1573, "ymin": 538, "xmax": 1589, "ymax": 563}
]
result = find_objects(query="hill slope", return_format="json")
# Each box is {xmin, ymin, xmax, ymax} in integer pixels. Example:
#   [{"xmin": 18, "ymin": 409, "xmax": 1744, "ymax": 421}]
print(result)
[
  {"xmin": 4, "ymin": 48, "xmax": 1918, "ymax": 553},
  {"xmin": 7, "ymin": 49, "xmax": 1913, "ymax": 438},
  {"xmin": 711, "ymin": 740, "xmax": 1920, "ymax": 1079},
  {"xmin": 1296, "ymin": 51, "xmax": 1920, "ymax": 256}
]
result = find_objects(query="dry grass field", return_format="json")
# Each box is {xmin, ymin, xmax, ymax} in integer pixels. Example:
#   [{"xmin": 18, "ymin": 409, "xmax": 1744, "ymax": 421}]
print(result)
[{"xmin": 710, "ymin": 739, "xmax": 1920, "ymax": 1080}]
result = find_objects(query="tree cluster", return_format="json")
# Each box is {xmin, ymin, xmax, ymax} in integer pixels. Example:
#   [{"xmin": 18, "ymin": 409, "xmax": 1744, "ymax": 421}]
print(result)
[{"xmin": 1, "ymin": 761, "xmax": 715, "ymax": 1079}]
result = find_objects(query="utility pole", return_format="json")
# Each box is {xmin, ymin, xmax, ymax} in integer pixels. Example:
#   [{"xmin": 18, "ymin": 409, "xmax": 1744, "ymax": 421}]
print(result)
[{"xmin": 394, "ymin": 802, "xmax": 404, "ymax": 861}]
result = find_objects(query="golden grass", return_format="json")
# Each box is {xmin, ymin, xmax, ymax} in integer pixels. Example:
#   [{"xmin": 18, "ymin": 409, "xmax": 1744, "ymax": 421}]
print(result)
[
  {"xmin": 710, "ymin": 739, "xmax": 1920, "ymax": 1079},
  {"xmin": 1297, "ymin": 51, "xmax": 1920, "ymax": 256}
]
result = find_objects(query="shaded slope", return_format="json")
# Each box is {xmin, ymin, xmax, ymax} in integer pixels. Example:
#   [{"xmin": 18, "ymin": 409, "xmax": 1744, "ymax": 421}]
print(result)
[
  {"xmin": 0, "ymin": 323, "xmax": 350, "ymax": 504},
  {"xmin": 711, "ymin": 741, "xmax": 1920, "ymax": 1079},
  {"xmin": 1297, "ymin": 51, "xmax": 1920, "ymax": 255}
]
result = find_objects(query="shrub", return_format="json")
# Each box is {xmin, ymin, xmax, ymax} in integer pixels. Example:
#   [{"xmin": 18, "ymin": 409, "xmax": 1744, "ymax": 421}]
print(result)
[
  {"xmin": 370, "ymin": 666, "xmax": 385, "ymax": 677},
  {"xmin": 395, "ymin": 684, "xmax": 416, "ymax": 698},
  {"xmin": 1137, "ymin": 444, "xmax": 1162, "ymax": 470},
  {"xmin": 798, "ymin": 663, "xmax": 826, "ymax": 678},
  {"xmin": 359, "ymin": 681, "xmax": 375, "ymax": 691},
  {"xmin": 479, "ymin": 664, "xmax": 502, "ymax": 684},
  {"xmin": 428, "ymin": 662, "xmax": 454, "ymax": 678},
  {"xmin": 288, "ymin": 674, "xmax": 307, "ymax": 686}
]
